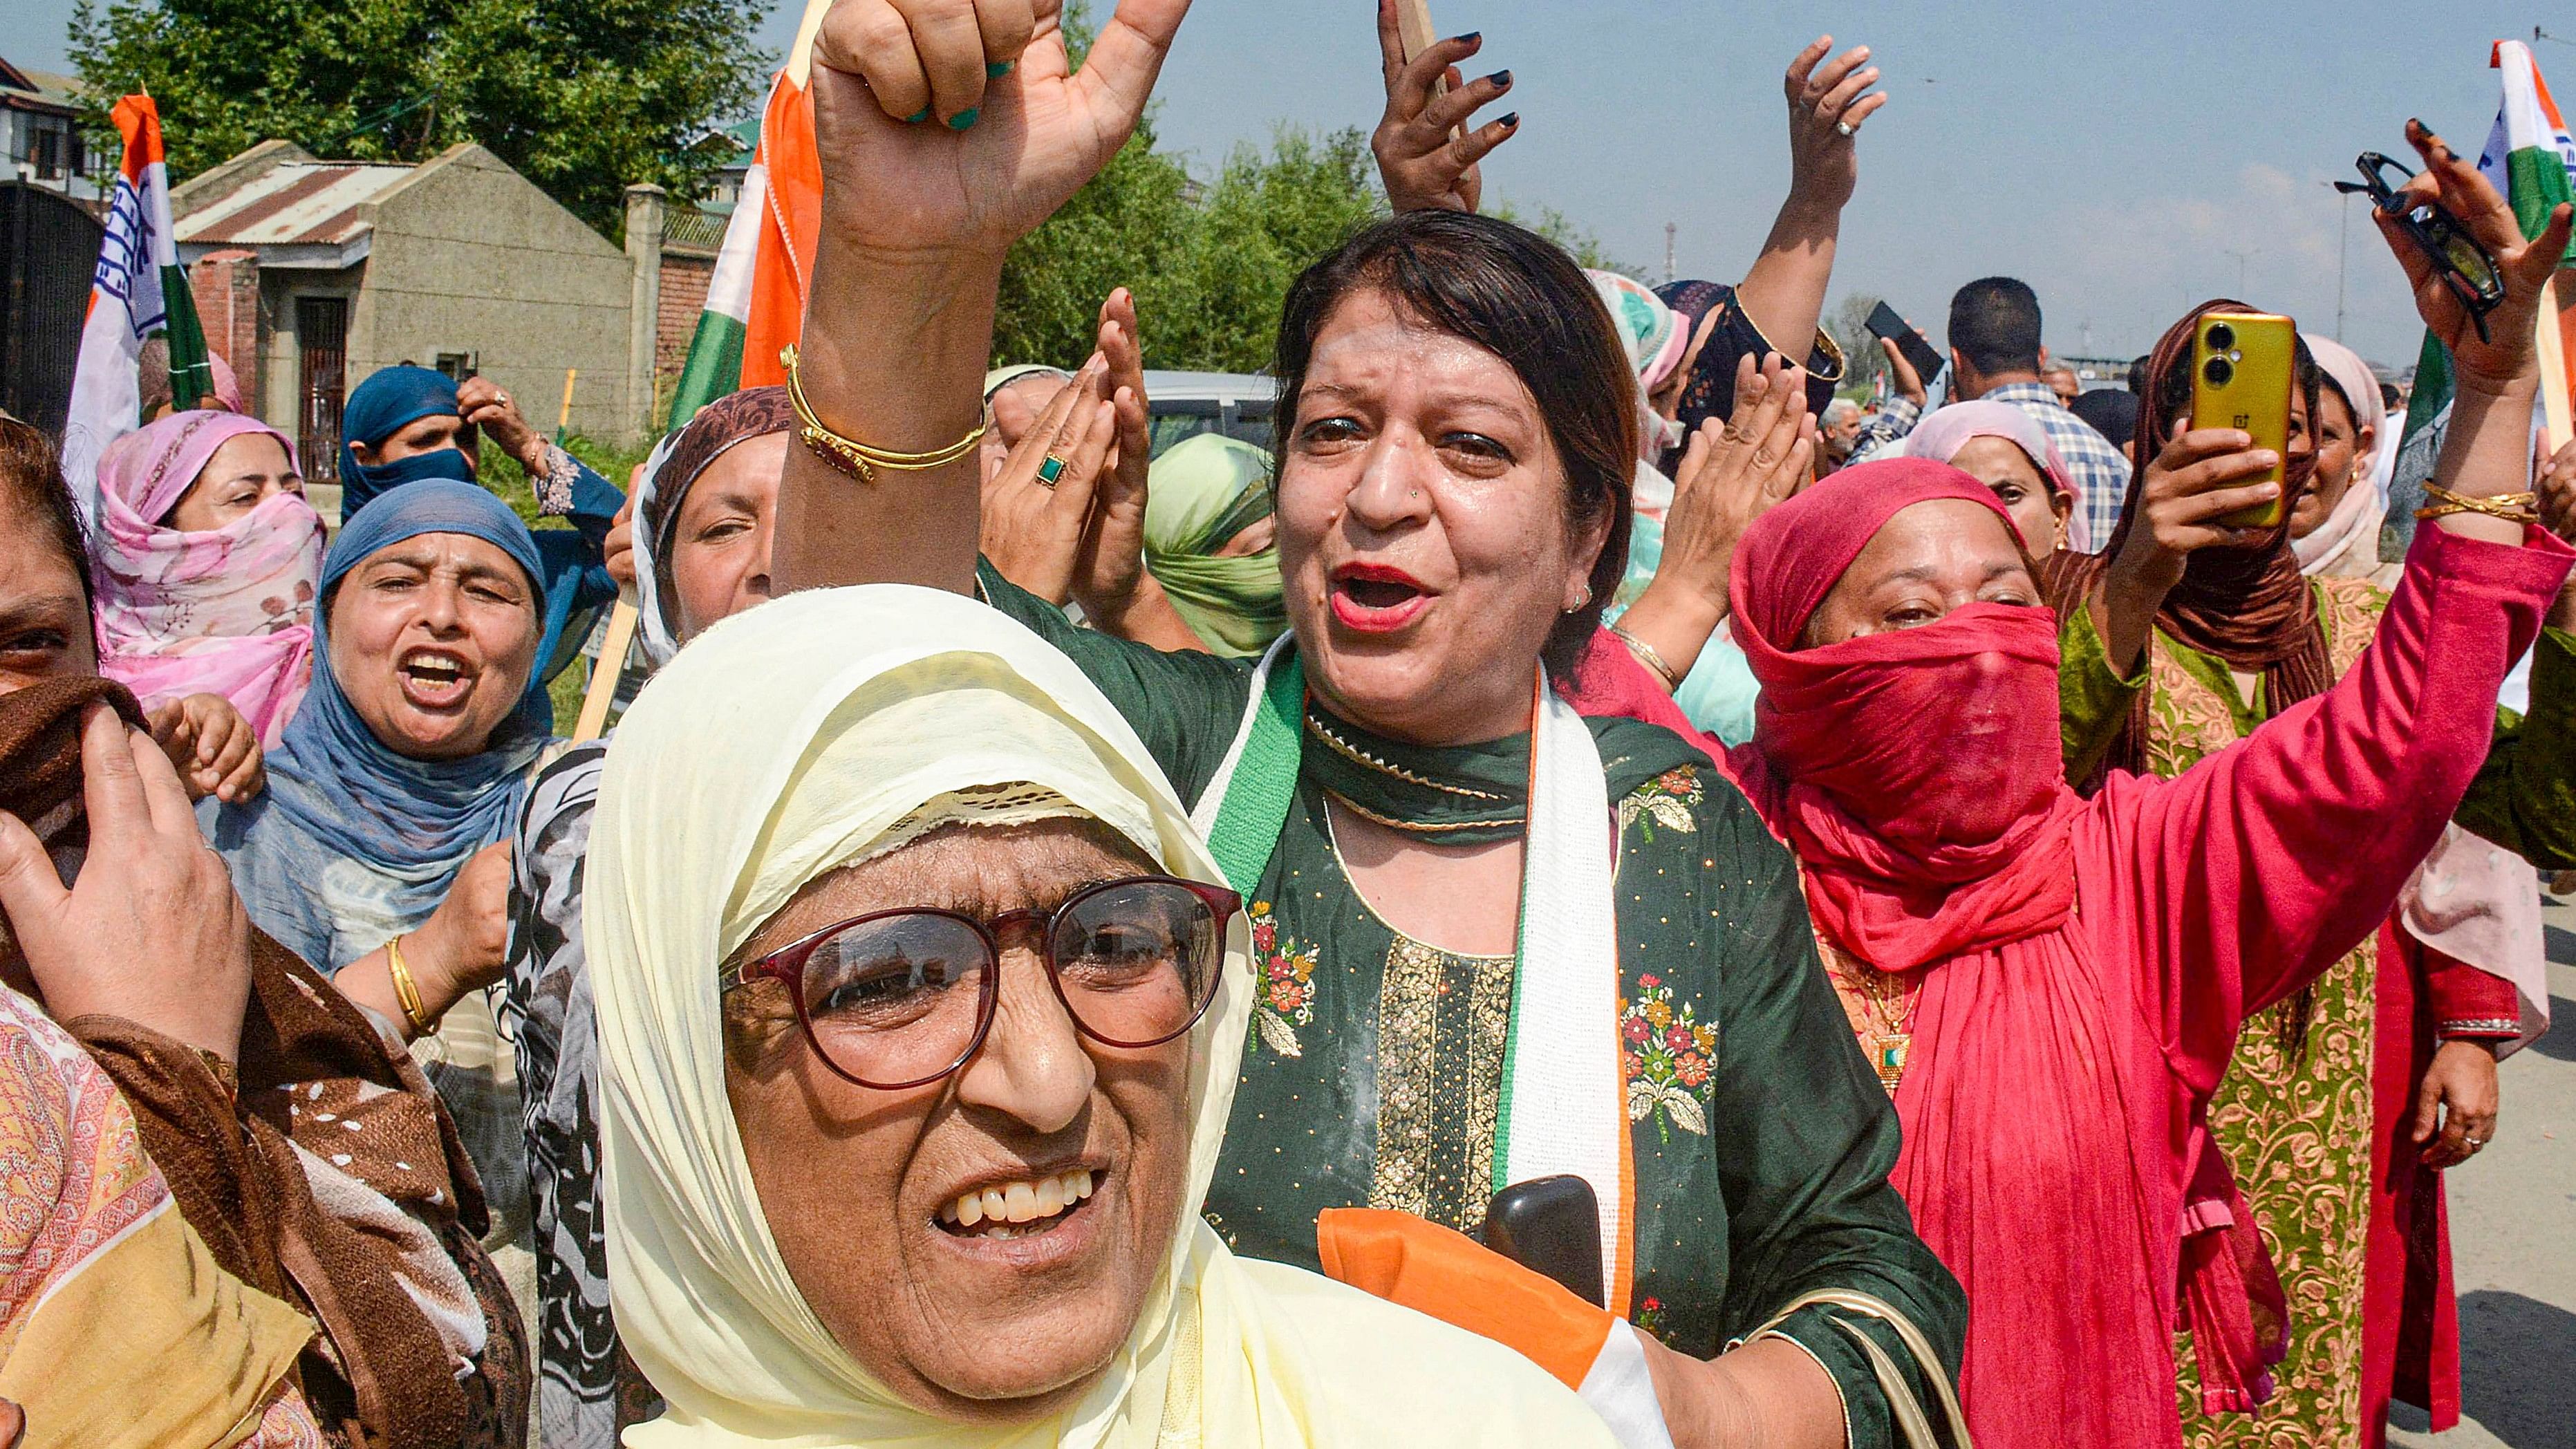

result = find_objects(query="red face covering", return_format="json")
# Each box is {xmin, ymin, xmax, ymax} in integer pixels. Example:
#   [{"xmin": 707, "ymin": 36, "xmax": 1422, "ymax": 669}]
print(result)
[{"xmin": 1728, "ymin": 459, "xmax": 2080, "ymax": 971}]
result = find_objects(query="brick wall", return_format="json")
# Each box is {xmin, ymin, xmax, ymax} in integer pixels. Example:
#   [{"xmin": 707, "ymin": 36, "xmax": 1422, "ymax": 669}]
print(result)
[
  {"xmin": 189, "ymin": 248, "xmax": 261, "ymax": 406},
  {"xmin": 656, "ymin": 253, "xmax": 713, "ymax": 382}
]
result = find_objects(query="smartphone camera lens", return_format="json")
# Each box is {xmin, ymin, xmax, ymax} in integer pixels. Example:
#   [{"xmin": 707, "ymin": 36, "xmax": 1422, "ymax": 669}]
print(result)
[
  {"xmin": 2202, "ymin": 355, "xmax": 2235, "ymax": 389},
  {"xmin": 2204, "ymin": 322, "xmax": 2237, "ymax": 353}
]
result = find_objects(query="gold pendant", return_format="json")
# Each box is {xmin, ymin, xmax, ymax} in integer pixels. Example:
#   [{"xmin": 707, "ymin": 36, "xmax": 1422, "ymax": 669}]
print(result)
[{"xmin": 1870, "ymin": 1032, "xmax": 1910, "ymax": 1094}]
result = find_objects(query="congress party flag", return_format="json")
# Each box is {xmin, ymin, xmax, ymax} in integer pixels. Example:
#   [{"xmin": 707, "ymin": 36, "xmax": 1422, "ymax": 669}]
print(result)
[{"xmin": 59, "ymin": 93, "xmax": 210, "ymax": 521}]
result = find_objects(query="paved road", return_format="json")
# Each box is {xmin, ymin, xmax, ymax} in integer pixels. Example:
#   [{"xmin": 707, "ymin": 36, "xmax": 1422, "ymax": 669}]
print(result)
[{"xmin": 2387, "ymin": 885, "xmax": 2576, "ymax": 1449}]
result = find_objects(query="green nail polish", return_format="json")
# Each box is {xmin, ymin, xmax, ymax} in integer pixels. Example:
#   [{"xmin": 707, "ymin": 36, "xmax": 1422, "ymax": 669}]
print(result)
[
  {"xmin": 987, "ymin": 60, "xmax": 1014, "ymax": 78},
  {"xmin": 904, "ymin": 107, "xmax": 931, "ymax": 124},
  {"xmin": 949, "ymin": 108, "xmax": 980, "ymax": 131}
]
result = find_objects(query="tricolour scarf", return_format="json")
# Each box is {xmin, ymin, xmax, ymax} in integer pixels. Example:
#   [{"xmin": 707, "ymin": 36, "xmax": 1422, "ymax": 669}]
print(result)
[
  {"xmin": 1193, "ymin": 639, "xmax": 1648, "ymax": 1316},
  {"xmin": 88, "ymin": 409, "xmax": 323, "ymax": 747}
]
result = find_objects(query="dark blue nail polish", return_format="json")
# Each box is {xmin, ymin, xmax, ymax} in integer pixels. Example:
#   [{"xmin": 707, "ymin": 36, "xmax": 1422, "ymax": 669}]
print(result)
[
  {"xmin": 1497, "ymin": 112, "xmax": 1520, "ymax": 129},
  {"xmin": 987, "ymin": 60, "xmax": 1013, "ymax": 78},
  {"xmin": 949, "ymin": 108, "xmax": 980, "ymax": 131},
  {"xmin": 1453, "ymin": 31, "xmax": 1480, "ymax": 44},
  {"xmin": 1484, "ymin": 69, "xmax": 1512, "ymax": 88},
  {"xmin": 904, "ymin": 107, "xmax": 931, "ymax": 124}
]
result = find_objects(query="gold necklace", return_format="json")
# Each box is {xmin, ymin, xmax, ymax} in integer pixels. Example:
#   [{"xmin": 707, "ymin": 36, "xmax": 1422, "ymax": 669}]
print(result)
[{"xmin": 1815, "ymin": 933, "xmax": 1923, "ymax": 1095}]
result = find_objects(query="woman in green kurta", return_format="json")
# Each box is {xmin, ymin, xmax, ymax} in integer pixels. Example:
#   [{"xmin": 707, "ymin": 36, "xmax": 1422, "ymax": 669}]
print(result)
[{"xmin": 764, "ymin": 11, "xmax": 1962, "ymax": 1443}]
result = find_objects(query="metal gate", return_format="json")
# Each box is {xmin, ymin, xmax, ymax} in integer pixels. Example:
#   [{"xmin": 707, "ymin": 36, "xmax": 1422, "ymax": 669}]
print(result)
[
  {"xmin": 297, "ymin": 295, "xmax": 348, "ymax": 483},
  {"xmin": 0, "ymin": 183, "xmax": 106, "ymax": 438}
]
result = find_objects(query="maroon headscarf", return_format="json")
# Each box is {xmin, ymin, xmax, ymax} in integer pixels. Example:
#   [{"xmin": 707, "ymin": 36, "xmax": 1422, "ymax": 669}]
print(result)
[
  {"xmin": 2044, "ymin": 300, "xmax": 2329, "ymax": 782},
  {"xmin": 1728, "ymin": 458, "xmax": 2082, "ymax": 971}
]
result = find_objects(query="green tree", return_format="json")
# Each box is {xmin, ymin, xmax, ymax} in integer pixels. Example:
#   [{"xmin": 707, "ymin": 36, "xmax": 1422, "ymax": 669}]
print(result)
[
  {"xmin": 68, "ymin": 0, "xmax": 769, "ymax": 237},
  {"xmin": 993, "ymin": 122, "xmax": 1387, "ymax": 375},
  {"xmin": 1829, "ymin": 293, "xmax": 1890, "ymax": 400}
]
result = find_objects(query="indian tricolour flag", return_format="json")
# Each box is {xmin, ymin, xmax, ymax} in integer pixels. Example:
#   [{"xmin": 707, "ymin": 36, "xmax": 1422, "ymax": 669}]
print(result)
[
  {"xmin": 59, "ymin": 93, "xmax": 212, "ymax": 522},
  {"xmin": 2398, "ymin": 40, "xmax": 2576, "ymax": 452},
  {"xmin": 666, "ymin": 0, "xmax": 830, "ymax": 427}
]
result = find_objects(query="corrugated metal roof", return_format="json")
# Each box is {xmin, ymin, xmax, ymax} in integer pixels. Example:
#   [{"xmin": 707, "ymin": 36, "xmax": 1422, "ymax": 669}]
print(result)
[{"xmin": 176, "ymin": 160, "xmax": 413, "ymax": 247}]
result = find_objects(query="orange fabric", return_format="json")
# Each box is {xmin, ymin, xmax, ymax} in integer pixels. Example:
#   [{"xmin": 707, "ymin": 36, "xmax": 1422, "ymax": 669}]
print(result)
[
  {"xmin": 1316, "ymin": 1208, "xmax": 1613, "ymax": 1390},
  {"xmin": 741, "ymin": 76, "xmax": 820, "ymax": 389}
]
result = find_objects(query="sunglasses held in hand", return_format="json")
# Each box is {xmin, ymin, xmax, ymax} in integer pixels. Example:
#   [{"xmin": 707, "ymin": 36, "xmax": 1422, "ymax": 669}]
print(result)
[{"xmin": 2336, "ymin": 151, "xmax": 2506, "ymax": 342}]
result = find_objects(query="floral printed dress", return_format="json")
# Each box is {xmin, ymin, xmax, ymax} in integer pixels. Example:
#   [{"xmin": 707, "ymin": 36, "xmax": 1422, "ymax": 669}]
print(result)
[{"xmin": 980, "ymin": 565, "xmax": 1964, "ymax": 1448}]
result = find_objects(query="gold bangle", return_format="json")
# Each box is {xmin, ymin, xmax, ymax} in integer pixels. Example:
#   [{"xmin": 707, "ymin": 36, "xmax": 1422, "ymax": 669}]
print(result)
[
  {"xmin": 781, "ymin": 345, "xmax": 988, "ymax": 483},
  {"xmin": 2415, "ymin": 484, "xmax": 2541, "ymax": 524},
  {"xmin": 386, "ymin": 935, "xmax": 437, "ymax": 1037},
  {"xmin": 1607, "ymin": 624, "xmax": 1683, "ymax": 692}
]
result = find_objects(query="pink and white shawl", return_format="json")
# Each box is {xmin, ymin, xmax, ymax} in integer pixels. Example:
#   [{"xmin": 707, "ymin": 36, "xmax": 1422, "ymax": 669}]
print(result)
[{"xmin": 89, "ymin": 411, "xmax": 322, "ymax": 747}]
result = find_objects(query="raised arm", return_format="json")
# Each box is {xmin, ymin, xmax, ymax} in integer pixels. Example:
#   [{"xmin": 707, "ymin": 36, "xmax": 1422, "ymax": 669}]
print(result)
[
  {"xmin": 1370, "ymin": 1, "xmax": 1517, "ymax": 215},
  {"xmin": 774, "ymin": 0, "xmax": 1192, "ymax": 595},
  {"xmin": 1728, "ymin": 39, "xmax": 1883, "ymax": 365},
  {"xmin": 2110, "ymin": 122, "xmax": 2575, "ymax": 1078}
]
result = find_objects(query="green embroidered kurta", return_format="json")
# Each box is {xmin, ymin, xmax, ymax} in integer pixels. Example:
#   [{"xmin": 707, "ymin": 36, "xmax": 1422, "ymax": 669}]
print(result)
[{"xmin": 982, "ymin": 565, "xmax": 1963, "ymax": 1445}]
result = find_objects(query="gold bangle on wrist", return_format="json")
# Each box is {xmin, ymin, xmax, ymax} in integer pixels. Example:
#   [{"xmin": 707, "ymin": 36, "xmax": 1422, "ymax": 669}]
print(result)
[
  {"xmin": 1608, "ymin": 624, "xmax": 1683, "ymax": 692},
  {"xmin": 2415, "ymin": 484, "xmax": 2541, "ymax": 524},
  {"xmin": 386, "ymin": 935, "xmax": 437, "ymax": 1038},
  {"xmin": 781, "ymin": 345, "xmax": 988, "ymax": 483}
]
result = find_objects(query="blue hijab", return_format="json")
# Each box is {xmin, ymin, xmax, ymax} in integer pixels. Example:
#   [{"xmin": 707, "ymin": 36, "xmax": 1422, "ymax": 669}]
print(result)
[
  {"xmin": 341, "ymin": 366, "xmax": 476, "ymax": 516},
  {"xmin": 205, "ymin": 480, "xmax": 554, "ymax": 971}
]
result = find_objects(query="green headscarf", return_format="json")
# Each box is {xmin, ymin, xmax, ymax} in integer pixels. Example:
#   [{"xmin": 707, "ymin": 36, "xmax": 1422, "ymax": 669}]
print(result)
[{"xmin": 1144, "ymin": 433, "xmax": 1287, "ymax": 657}]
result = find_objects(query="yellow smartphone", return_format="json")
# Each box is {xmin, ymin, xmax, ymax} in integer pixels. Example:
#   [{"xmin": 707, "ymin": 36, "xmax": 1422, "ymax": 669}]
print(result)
[{"xmin": 2189, "ymin": 311, "xmax": 2296, "ymax": 530}]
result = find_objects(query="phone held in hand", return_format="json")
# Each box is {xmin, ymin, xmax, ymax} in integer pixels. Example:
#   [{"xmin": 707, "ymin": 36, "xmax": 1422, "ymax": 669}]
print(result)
[
  {"xmin": 1865, "ymin": 301, "xmax": 1947, "ymax": 385},
  {"xmin": 2336, "ymin": 152, "xmax": 2507, "ymax": 342},
  {"xmin": 2191, "ymin": 311, "xmax": 2297, "ymax": 530},
  {"xmin": 1484, "ymin": 1175, "xmax": 1606, "ymax": 1308}
]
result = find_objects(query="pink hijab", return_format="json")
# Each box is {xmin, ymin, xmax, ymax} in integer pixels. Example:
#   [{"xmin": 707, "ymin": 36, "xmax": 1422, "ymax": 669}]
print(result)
[
  {"xmin": 90, "ymin": 411, "xmax": 322, "ymax": 747},
  {"xmin": 1903, "ymin": 400, "xmax": 2077, "ymax": 506}
]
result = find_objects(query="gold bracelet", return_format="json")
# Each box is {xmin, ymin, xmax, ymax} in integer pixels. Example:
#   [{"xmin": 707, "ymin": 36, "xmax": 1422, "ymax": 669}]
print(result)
[
  {"xmin": 2415, "ymin": 484, "xmax": 2541, "ymax": 524},
  {"xmin": 386, "ymin": 935, "xmax": 437, "ymax": 1037},
  {"xmin": 1607, "ymin": 624, "xmax": 1683, "ymax": 692},
  {"xmin": 781, "ymin": 345, "xmax": 988, "ymax": 483}
]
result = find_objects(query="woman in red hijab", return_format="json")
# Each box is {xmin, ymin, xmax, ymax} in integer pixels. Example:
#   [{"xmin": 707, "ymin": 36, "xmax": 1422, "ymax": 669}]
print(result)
[
  {"xmin": 1562, "ymin": 124, "xmax": 2573, "ymax": 1447},
  {"xmin": 1715, "ymin": 426, "xmax": 2564, "ymax": 1446}
]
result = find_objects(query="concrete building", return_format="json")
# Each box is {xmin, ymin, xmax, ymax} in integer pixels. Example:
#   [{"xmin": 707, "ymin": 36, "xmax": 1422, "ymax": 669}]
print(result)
[
  {"xmin": 171, "ymin": 139, "xmax": 670, "ymax": 478},
  {"xmin": 0, "ymin": 55, "xmax": 103, "ymax": 204}
]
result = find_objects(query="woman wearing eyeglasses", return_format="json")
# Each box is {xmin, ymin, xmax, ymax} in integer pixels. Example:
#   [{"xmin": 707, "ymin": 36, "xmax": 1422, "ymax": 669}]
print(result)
[
  {"xmin": 582, "ymin": 584, "xmax": 1623, "ymax": 1446},
  {"xmin": 759, "ymin": 3, "xmax": 1963, "ymax": 1446}
]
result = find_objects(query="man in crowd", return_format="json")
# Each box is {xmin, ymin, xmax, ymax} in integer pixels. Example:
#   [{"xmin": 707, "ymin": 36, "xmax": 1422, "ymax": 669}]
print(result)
[
  {"xmin": 2042, "ymin": 357, "xmax": 2082, "ymax": 406},
  {"xmin": 1819, "ymin": 398, "xmax": 1865, "ymax": 471},
  {"xmin": 1851, "ymin": 275, "xmax": 2134, "ymax": 550}
]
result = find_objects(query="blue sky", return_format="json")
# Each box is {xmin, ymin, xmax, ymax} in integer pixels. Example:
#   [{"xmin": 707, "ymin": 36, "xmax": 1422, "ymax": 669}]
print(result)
[{"xmin": 20, "ymin": 1, "xmax": 2575, "ymax": 366}]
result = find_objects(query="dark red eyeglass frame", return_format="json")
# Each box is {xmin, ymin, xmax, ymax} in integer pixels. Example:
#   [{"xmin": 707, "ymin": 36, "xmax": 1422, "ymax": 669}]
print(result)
[{"xmin": 724, "ymin": 874, "xmax": 1241, "ymax": 1090}]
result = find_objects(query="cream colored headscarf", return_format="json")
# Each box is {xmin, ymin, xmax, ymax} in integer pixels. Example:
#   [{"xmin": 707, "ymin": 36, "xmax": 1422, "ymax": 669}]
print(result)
[{"xmin": 586, "ymin": 584, "xmax": 1617, "ymax": 1448}]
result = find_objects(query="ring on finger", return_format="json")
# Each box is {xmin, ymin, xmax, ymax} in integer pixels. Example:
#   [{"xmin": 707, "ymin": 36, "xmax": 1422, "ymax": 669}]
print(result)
[
  {"xmin": 1835, "ymin": 120, "xmax": 1857, "ymax": 138},
  {"xmin": 1036, "ymin": 454, "xmax": 1070, "ymax": 488}
]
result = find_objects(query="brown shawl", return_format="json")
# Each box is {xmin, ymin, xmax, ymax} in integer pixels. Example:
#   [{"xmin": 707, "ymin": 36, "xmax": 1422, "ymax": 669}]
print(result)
[
  {"xmin": 0, "ymin": 675, "xmax": 527, "ymax": 1448},
  {"xmin": 2043, "ymin": 299, "xmax": 2332, "ymax": 783}
]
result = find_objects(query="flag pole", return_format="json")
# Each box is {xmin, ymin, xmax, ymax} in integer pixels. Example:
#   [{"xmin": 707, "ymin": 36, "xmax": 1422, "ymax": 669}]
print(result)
[
  {"xmin": 572, "ymin": 595, "xmax": 640, "ymax": 743},
  {"xmin": 2541, "ymin": 272, "xmax": 2575, "ymax": 451}
]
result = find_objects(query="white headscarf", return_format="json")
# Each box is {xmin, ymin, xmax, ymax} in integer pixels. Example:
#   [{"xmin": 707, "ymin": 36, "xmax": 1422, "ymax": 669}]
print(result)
[
  {"xmin": 2294, "ymin": 335, "xmax": 2391, "ymax": 579},
  {"xmin": 586, "ymin": 585, "xmax": 1616, "ymax": 1448}
]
